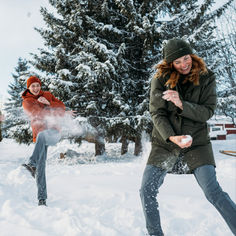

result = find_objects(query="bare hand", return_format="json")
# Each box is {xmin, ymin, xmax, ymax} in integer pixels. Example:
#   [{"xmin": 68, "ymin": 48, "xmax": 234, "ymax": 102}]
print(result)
[
  {"xmin": 169, "ymin": 135, "xmax": 192, "ymax": 149},
  {"xmin": 65, "ymin": 110, "xmax": 77, "ymax": 117},
  {"xmin": 162, "ymin": 90, "xmax": 183, "ymax": 110},
  {"xmin": 38, "ymin": 96, "xmax": 50, "ymax": 105}
]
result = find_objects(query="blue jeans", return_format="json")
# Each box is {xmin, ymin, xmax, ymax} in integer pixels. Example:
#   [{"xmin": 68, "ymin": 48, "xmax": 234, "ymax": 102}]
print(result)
[
  {"xmin": 28, "ymin": 129, "xmax": 61, "ymax": 200},
  {"xmin": 140, "ymin": 164, "xmax": 236, "ymax": 236}
]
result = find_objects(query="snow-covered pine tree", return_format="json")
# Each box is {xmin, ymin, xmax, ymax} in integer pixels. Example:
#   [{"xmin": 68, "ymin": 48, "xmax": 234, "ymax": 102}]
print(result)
[
  {"xmin": 29, "ymin": 0, "xmax": 232, "ymax": 155},
  {"xmin": 3, "ymin": 58, "xmax": 33, "ymax": 144},
  {"xmin": 213, "ymin": 2, "xmax": 236, "ymax": 124}
]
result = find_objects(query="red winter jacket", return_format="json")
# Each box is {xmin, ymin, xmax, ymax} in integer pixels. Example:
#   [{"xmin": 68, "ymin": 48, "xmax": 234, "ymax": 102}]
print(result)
[{"xmin": 22, "ymin": 89, "xmax": 65, "ymax": 142}]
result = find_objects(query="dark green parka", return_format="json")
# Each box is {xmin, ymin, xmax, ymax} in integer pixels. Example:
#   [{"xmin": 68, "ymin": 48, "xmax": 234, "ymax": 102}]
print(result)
[{"xmin": 147, "ymin": 69, "xmax": 217, "ymax": 173}]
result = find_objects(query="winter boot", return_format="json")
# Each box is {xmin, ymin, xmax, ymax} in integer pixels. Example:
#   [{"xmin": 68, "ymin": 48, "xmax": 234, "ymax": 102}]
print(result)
[
  {"xmin": 22, "ymin": 164, "xmax": 36, "ymax": 178},
  {"xmin": 38, "ymin": 199, "xmax": 47, "ymax": 206}
]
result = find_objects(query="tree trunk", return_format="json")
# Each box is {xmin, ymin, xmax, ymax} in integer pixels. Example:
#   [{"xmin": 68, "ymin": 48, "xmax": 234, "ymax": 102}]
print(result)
[
  {"xmin": 95, "ymin": 139, "xmax": 105, "ymax": 156},
  {"xmin": 134, "ymin": 135, "xmax": 142, "ymax": 156},
  {"xmin": 121, "ymin": 136, "xmax": 128, "ymax": 155}
]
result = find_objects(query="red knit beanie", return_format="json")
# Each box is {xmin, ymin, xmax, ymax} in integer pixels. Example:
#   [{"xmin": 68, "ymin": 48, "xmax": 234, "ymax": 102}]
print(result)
[{"xmin": 27, "ymin": 76, "xmax": 42, "ymax": 88}]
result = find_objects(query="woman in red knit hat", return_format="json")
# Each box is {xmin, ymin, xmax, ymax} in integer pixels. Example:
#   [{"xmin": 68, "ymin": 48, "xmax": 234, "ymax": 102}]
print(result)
[{"xmin": 22, "ymin": 76, "xmax": 74, "ymax": 206}]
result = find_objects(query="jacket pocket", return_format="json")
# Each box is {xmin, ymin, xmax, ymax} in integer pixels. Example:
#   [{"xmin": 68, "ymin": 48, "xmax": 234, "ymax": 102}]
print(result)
[{"xmin": 182, "ymin": 121, "xmax": 209, "ymax": 145}]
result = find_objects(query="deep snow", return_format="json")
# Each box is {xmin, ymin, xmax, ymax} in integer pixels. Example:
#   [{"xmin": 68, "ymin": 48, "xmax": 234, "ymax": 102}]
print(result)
[{"xmin": 0, "ymin": 135, "xmax": 235, "ymax": 236}]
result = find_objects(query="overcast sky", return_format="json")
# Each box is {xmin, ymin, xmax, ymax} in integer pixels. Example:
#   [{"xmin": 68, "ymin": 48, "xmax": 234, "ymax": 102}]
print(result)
[{"xmin": 0, "ymin": 0, "xmax": 51, "ymax": 104}]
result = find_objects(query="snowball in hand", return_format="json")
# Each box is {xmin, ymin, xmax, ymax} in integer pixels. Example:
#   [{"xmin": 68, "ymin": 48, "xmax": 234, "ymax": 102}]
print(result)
[{"xmin": 181, "ymin": 135, "xmax": 192, "ymax": 144}]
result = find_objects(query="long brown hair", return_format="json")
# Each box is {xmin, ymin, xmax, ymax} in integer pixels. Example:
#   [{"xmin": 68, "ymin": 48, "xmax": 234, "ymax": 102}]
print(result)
[{"xmin": 154, "ymin": 54, "xmax": 208, "ymax": 88}]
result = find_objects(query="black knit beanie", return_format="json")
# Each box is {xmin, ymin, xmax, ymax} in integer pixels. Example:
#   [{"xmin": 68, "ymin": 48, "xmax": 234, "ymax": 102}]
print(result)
[{"xmin": 163, "ymin": 38, "xmax": 193, "ymax": 63}]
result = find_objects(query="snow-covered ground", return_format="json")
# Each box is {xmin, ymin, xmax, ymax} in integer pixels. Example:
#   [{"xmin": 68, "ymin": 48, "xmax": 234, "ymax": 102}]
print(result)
[{"xmin": 0, "ymin": 135, "xmax": 235, "ymax": 236}]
